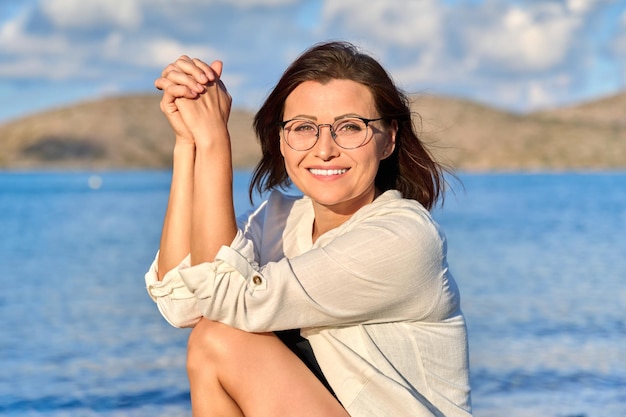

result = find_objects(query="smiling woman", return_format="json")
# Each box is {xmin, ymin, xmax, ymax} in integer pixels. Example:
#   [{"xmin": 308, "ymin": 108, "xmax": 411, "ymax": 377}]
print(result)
[
  {"xmin": 144, "ymin": 41, "xmax": 472, "ymax": 417},
  {"xmin": 277, "ymin": 79, "xmax": 397, "ymax": 233}
]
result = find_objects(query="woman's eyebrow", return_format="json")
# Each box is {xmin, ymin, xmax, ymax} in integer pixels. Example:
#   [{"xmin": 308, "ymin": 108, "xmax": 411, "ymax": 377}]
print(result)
[
  {"xmin": 286, "ymin": 113, "xmax": 365, "ymax": 121},
  {"xmin": 334, "ymin": 113, "xmax": 363, "ymax": 120},
  {"xmin": 287, "ymin": 114, "xmax": 318, "ymax": 120}
]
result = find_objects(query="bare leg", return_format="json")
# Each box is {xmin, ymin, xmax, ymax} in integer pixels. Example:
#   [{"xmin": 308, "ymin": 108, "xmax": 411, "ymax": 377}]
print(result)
[{"xmin": 187, "ymin": 318, "xmax": 350, "ymax": 417}]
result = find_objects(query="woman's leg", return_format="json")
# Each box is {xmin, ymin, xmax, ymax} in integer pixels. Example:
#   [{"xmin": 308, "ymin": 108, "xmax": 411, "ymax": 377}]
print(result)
[{"xmin": 187, "ymin": 317, "xmax": 350, "ymax": 417}]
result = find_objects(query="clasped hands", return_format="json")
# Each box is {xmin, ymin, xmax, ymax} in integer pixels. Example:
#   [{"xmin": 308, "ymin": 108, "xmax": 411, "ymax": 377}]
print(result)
[{"xmin": 155, "ymin": 56, "xmax": 232, "ymax": 147}]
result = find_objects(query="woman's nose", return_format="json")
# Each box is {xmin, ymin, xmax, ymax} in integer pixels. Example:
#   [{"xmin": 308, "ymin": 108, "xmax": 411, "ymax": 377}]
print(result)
[{"xmin": 314, "ymin": 125, "xmax": 340, "ymax": 160}]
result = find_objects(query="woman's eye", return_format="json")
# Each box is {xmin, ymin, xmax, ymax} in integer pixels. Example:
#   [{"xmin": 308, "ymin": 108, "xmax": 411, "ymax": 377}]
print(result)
[
  {"xmin": 337, "ymin": 121, "xmax": 363, "ymax": 133},
  {"xmin": 294, "ymin": 123, "xmax": 316, "ymax": 133}
]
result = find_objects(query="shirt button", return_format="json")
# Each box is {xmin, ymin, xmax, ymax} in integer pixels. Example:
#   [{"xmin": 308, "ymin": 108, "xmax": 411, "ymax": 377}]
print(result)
[{"xmin": 252, "ymin": 275, "xmax": 263, "ymax": 285}]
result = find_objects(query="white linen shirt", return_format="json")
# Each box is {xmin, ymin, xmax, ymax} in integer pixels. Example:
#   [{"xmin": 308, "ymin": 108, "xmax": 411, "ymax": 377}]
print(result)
[{"xmin": 145, "ymin": 190, "xmax": 472, "ymax": 417}]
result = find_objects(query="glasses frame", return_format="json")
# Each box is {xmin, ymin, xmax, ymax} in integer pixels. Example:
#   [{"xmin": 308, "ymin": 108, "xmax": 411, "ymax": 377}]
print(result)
[{"xmin": 279, "ymin": 116, "xmax": 386, "ymax": 151}]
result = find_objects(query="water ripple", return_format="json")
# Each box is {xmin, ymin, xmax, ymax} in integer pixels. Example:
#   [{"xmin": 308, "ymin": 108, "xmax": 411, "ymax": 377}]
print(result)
[
  {"xmin": 0, "ymin": 389, "xmax": 190, "ymax": 413},
  {"xmin": 472, "ymin": 368, "xmax": 626, "ymax": 394}
]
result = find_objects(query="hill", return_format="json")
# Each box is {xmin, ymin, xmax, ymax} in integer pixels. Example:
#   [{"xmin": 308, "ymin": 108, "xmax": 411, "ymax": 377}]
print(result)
[
  {"xmin": 411, "ymin": 92, "xmax": 626, "ymax": 171},
  {"xmin": 0, "ymin": 94, "xmax": 259, "ymax": 170},
  {"xmin": 0, "ymin": 91, "xmax": 624, "ymax": 171}
]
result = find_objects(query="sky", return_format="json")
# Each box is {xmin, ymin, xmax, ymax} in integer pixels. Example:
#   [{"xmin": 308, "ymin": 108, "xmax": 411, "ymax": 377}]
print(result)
[{"xmin": 0, "ymin": 0, "xmax": 625, "ymax": 123}]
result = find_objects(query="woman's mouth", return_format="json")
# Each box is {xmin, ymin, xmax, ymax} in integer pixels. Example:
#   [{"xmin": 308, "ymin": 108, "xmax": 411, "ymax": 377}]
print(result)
[{"xmin": 308, "ymin": 168, "xmax": 348, "ymax": 176}]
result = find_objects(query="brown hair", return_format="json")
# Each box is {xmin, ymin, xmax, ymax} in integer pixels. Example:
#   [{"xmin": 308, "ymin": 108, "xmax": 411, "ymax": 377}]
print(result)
[{"xmin": 250, "ymin": 41, "xmax": 447, "ymax": 210}]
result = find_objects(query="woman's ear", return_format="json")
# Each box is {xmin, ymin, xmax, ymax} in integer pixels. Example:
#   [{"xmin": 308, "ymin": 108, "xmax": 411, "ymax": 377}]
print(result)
[
  {"xmin": 279, "ymin": 135, "xmax": 286, "ymax": 157},
  {"xmin": 382, "ymin": 120, "xmax": 398, "ymax": 159}
]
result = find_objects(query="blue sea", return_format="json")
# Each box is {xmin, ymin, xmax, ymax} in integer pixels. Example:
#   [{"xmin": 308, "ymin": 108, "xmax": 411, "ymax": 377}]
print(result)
[{"xmin": 0, "ymin": 171, "xmax": 624, "ymax": 417}]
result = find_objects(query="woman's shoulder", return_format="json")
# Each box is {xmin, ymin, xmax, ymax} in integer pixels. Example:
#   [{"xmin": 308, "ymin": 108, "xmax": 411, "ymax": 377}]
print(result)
[
  {"xmin": 362, "ymin": 190, "xmax": 433, "ymax": 221},
  {"xmin": 350, "ymin": 190, "xmax": 444, "ymax": 241}
]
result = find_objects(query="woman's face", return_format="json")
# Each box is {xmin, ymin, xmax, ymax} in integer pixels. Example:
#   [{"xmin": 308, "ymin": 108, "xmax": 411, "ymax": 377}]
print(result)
[{"xmin": 280, "ymin": 79, "xmax": 396, "ymax": 215}]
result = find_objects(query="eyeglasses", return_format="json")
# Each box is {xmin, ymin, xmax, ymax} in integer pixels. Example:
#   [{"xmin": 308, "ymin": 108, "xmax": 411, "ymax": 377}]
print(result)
[{"xmin": 279, "ymin": 116, "xmax": 385, "ymax": 151}]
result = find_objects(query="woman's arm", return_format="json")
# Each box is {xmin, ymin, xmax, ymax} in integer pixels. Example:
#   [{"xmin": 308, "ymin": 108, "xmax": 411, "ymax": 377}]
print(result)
[
  {"xmin": 172, "ymin": 59, "xmax": 237, "ymax": 265},
  {"xmin": 153, "ymin": 57, "xmax": 204, "ymax": 280},
  {"xmin": 156, "ymin": 142, "xmax": 195, "ymax": 280},
  {"xmin": 154, "ymin": 56, "xmax": 235, "ymax": 279},
  {"xmin": 190, "ymin": 134, "xmax": 237, "ymax": 265}
]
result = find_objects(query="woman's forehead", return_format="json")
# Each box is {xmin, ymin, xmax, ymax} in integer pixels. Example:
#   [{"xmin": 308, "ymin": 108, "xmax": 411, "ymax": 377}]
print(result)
[{"xmin": 283, "ymin": 79, "xmax": 376, "ymax": 118}]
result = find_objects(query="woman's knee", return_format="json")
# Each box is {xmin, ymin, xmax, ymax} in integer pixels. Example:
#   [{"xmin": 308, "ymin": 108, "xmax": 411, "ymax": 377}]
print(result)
[
  {"xmin": 187, "ymin": 319, "xmax": 231, "ymax": 370},
  {"xmin": 187, "ymin": 319, "xmax": 260, "ymax": 366}
]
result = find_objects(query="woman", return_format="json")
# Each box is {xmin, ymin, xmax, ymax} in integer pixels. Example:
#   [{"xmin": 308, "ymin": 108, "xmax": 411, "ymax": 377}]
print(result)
[{"xmin": 146, "ymin": 41, "xmax": 472, "ymax": 417}]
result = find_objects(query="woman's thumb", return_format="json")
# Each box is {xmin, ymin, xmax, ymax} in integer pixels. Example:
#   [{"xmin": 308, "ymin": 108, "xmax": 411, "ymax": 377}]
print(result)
[{"xmin": 210, "ymin": 60, "xmax": 223, "ymax": 78}]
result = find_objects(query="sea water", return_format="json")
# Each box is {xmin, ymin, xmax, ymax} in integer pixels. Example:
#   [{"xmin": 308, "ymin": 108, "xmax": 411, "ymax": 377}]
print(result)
[{"xmin": 0, "ymin": 171, "xmax": 624, "ymax": 417}]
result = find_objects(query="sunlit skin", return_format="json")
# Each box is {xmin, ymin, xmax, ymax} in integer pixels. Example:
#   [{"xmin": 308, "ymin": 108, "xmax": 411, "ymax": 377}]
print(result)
[{"xmin": 280, "ymin": 79, "xmax": 397, "ymax": 242}]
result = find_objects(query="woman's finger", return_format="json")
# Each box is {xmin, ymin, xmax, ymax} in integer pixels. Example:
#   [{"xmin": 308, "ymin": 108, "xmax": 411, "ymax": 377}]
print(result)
[
  {"xmin": 157, "ymin": 66, "xmax": 206, "ymax": 94},
  {"xmin": 172, "ymin": 56, "xmax": 211, "ymax": 84},
  {"xmin": 192, "ymin": 58, "xmax": 222, "ymax": 82},
  {"xmin": 155, "ymin": 77, "xmax": 201, "ymax": 99},
  {"xmin": 160, "ymin": 55, "xmax": 191, "ymax": 78},
  {"xmin": 193, "ymin": 59, "xmax": 229, "ymax": 99}
]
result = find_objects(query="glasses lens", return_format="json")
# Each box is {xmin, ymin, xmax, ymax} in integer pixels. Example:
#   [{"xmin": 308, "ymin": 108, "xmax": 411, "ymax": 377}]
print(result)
[
  {"xmin": 333, "ymin": 118, "xmax": 369, "ymax": 149},
  {"xmin": 283, "ymin": 119, "xmax": 318, "ymax": 150}
]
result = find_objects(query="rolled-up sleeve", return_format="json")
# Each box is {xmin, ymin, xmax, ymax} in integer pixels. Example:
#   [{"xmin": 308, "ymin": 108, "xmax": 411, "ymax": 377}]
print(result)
[
  {"xmin": 145, "ymin": 253, "xmax": 203, "ymax": 328},
  {"xmin": 144, "ymin": 230, "xmax": 268, "ymax": 329}
]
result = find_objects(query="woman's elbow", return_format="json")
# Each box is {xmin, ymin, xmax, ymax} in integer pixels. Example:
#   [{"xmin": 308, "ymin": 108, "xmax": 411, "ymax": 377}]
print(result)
[{"xmin": 156, "ymin": 299, "xmax": 203, "ymax": 328}]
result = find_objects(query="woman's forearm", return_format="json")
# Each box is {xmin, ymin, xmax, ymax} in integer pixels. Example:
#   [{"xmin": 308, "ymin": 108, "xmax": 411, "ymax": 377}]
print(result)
[
  {"xmin": 190, "ymin": 135, "xmax": 238, "ymax": 266},
  {"xmin": 154, "ymin": 57, "xmax": 235, "ymax": 267},
  {"xmin": 157, "ymin": 141, "xmax": 195, "ymax": 280}
]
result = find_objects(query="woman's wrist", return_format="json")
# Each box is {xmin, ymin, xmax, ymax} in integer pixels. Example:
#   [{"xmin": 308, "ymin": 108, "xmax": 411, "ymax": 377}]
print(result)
[
  {"xmin": 171, "ymin": 141, "xmax": 196, "ymax": 170},
  {"xmin": 193, "ymin": 127, "xmax": 232, "ymax": 154},
  {"xmin": 173, "ymin": 140, "xmax": 196, "ymax": 154}
]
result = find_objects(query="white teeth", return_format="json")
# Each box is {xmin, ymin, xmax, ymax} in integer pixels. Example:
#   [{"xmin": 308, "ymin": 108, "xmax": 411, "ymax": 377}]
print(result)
[{"xmin": 309, "ymin": 168, "xmax": 348, "ymax": 176}]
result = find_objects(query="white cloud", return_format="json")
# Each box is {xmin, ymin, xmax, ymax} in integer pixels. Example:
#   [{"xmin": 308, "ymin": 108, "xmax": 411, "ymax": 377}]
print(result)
[
  {"xmin": 40, "ymin": 0, "xmax": 142, "ymax": 30},
  {"xmin": 0, "ymin": 53, "xmax": 100, "ymax": 80},
  {"xmin": 0, "ymin": 13, "xmax": 69, "ymax": 56},
  {"xmin": 132, "ymin": 38, "xmax": 221, "ymax": 69},
  {"xmin": 321, "ymin": 0, "xmax": 443, "ymax": 47},
  {"xmin": 567, "ymin": 0, "xmax": 593, "ymax": 14},
  {"xmin": 445, "ymin": 71, "xmax": 576, "ymax": 112},
  {"xmin": 390, "ymin": 51, "xmax": 454, "ymax": 89},
  {"xmin": 527, "ymin": 74, "xmax": 573, "ymax": 108},
  {"xmin": 462, "ymin": 3, "xmax": 583, "ymax": 73}
]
